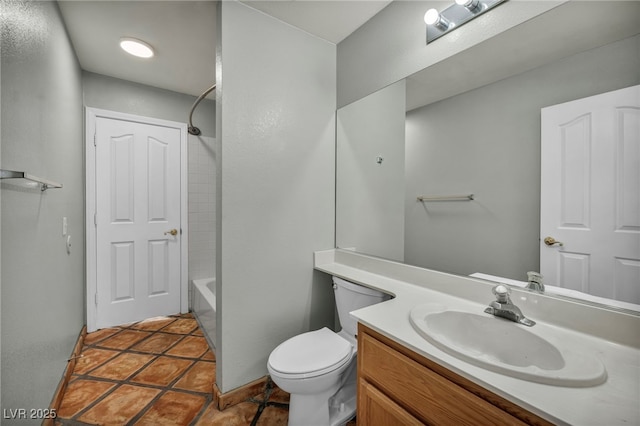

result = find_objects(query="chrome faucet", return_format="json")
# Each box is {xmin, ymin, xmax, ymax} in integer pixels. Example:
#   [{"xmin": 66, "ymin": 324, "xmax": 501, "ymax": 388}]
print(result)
[
  {"xmin": 484, "ymin": 285, "xmax": 536, "ymax": 327},
  {"xmin": 525, "ymin": 271, "xmax": 545, "ymax": 293}
]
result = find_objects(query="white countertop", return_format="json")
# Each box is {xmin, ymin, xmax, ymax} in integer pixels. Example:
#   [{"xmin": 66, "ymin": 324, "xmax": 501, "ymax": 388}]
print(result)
[{"xmin": 314, "ymin": 249, "xmax": 640, "ymax": 425}]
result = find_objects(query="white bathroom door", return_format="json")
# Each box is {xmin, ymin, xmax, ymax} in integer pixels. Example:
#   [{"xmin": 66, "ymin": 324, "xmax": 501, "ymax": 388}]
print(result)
[
  {"xmin": 540, "ymin": 85, "xmax": 640, "ymax": 304},
  {"xmin": 91, "ymin": 112, "xmax": 184, "ymax": 330}
]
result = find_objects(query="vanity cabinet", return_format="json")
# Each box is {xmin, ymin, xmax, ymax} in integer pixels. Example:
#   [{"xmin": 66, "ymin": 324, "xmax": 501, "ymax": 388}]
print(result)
[{"xmin": 357, "ymin": 324, "xmax": 552, "ymax": 426}]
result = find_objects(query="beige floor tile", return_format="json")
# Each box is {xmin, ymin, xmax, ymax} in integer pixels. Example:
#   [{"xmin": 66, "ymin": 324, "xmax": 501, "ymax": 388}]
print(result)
[
  {"xmin": 84, "ymin": 328, "xmax": 120, "ymax": 346},
  {"xmin": 130, "ymin": 316, "xmax": 177, "ymax": 332},
  {"xmin": 165, "ymin": 335, "xmax": 209, "ymax": 358},
  {"xmin": 57, "ymin": 379, "xmax": 116, "ymax": 419},
  {"xmin": 77, "ymin": 384, "xmax": 160, "ymax": 425},
  {"xmin": 96, "ymin": 330, "xmax": 153, "ymax": 350},
  {"xmin": 130, "ymin": 332, "xmax": 183, "ymax": 354},
  {"xmin": 202, "ymin": 349, "xmax": 216, "ymax": 361},
  {"xmin": 73, "ymin": 348, "xmax": 120, "ymax": 375},
  {"xmin": 194, "ymin": 401, "xmax": 258, "ymax": 426},
  {"xmin": 256, "ymin": 405, "xmax": 289, "ymax": 425},
  {"xmin": 131, "ymin": 356, "xmax": 194, "ymax": 387},
  {"xmin": 56, "ymin": 315, "xmax": 276, "ymax": 425},
  {"xmin": 172, "ymin": 361, "xmax": 216, "ymax": 393},
  {"xmin": 160, "ymin": 318, "xmax": 198, "ymax": 334},
  {"xmin": 88, "ymin": 352, "xmax": 155, "ymax": 381},
  {"xmin": 134, "ymin": 390, "xmax": 206, "ymax": 425}
]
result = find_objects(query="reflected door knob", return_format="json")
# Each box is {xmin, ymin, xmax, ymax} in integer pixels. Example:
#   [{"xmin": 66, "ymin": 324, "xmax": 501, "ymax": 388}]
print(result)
[
  {"xmin": 543, "ymin": 236, "xmax": 563, "ymax": 246},
  {"xmin": 164, "ymin": 229, "xmax": 178, "ymax": 236}
]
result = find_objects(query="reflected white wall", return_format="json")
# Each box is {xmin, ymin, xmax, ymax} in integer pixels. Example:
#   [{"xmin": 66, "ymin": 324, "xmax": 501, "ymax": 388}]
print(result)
[
  {"xmin": 404, "ymin": 35, "xmax": 640, "ymax": 281},
  {"xmin": 336, "ymin": 80, "xmax": 406, "ymax": 262}
]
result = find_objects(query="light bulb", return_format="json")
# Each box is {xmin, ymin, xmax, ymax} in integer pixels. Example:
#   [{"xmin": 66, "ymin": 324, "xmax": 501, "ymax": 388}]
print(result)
[
  {"xmin": 120, "ymin": 38, "xmax": 154, "ymax": 58},
  {"xmin": 424, "ymin": 9, "xmax": 450, "ymax": 30},
  {"xmin": 424, "ymin": 9, "xmax": 440, "ymax": 25},
  {"xmin": 455, "ymin": 0, "xmax": 482, "ymax": 11}
]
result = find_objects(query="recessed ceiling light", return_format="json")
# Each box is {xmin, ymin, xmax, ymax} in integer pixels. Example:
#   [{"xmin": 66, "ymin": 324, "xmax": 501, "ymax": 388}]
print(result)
[{"xmin": 119, "ymin": 37, "xmax": 154, "ymax": 58}]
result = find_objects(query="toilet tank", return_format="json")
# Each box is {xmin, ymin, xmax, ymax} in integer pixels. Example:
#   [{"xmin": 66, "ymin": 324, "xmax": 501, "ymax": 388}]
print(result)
[{"xmin": 333, "ymin": 276, "xmax": 389, "ymax": 339}]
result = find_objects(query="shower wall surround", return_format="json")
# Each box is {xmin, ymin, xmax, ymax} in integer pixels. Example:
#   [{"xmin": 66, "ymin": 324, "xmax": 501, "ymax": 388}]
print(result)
[{"xmin": 188, "ymin": 135, "xmax": 216, "ymax": 282}]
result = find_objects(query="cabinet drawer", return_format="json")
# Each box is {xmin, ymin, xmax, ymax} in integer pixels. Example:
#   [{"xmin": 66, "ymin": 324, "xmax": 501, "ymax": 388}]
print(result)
[
  {"xmin": 359, "ymin": 379, "xmax": 423, "ymax": 426},
  {"xmin": 359, "ymin": 331, "xmax": 526, "ymax": 426}
]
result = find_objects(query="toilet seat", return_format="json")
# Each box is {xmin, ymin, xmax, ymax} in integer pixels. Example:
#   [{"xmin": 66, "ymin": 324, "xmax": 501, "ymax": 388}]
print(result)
[{"xmin": 268, "ymin": 327, "xmax": 352, "ymax": 379}]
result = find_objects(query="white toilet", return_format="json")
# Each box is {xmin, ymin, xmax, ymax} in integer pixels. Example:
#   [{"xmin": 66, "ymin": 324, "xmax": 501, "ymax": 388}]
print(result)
[{"xmin": 267, "ymin": 276, "xmax": 389, "ymax": 426}]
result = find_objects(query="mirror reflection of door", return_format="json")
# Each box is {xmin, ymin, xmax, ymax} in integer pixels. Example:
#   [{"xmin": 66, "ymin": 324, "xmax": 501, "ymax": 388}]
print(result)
[{"xmin": 540, "ymin": 85, "xmax": 640, "ymax": 304}]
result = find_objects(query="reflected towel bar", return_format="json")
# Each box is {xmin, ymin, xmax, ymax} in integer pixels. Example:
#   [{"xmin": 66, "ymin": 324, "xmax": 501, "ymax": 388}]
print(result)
[{"xmin": 417, "ymin": 194, "xmax": 474, "ymax": 202}]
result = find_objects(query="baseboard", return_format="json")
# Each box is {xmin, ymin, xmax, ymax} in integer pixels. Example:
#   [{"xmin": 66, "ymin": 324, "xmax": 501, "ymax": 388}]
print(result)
[
  {"xmin": 44, "ymin": 326, "xmax": 87, "ymax": 426},
  {"xmin": 213, "ymin": 376, "xmax": 270, "ymax": 411}
]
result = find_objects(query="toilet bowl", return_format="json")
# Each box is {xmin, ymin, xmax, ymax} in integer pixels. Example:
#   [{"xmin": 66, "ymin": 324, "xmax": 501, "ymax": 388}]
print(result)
[{"xmin": 267, "ymin": 277, "xmax": 389, "ymax": 426}]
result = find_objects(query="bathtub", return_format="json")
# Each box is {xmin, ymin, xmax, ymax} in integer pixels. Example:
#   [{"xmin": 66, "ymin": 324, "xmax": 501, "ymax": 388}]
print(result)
[{"xmin": 192, "ymin": 278, "xmax": 216, "ymax": 349}]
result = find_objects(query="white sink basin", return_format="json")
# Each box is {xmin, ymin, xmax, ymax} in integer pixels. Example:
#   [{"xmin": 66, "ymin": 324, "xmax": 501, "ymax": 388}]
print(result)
[{"xmin": 409, "ymin": 303, "xmax": 607, "ymax": 387}]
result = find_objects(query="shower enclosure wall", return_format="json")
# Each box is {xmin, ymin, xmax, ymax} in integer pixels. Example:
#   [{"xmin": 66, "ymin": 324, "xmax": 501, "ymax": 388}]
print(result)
[{"xmin": 188, "ymin": 134, "xmax": 217, "ymax": 348}]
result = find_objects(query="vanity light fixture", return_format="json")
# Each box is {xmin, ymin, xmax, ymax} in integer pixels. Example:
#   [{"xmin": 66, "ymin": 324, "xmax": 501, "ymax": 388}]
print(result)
[
  {"xmin": 119, "ymin": 37, "xmax": 155, "ymax": 58},
  {"xmin": 455, "ymin": 0, "xmax": 482, "ymax": 12},
  {"xmin": 424, "ymin": 9, "xmax": 450, "ymax": 31},
  {"xmin": 425, "ymin": 0, "xmax": 507, "ymax": 44}
]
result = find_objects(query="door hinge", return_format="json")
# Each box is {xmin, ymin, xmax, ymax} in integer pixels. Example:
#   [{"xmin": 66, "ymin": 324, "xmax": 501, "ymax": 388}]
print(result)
[
  {"xmin": 93, "ymin": 130, "xmax": 97, "ymax": 147},
  {"xmin": 94, "ymin": 292, "xmax": 98, "ymax": 306},
  {"xmin": 94, "ymin": 212, "xmax": 97, "ymax": 227}
]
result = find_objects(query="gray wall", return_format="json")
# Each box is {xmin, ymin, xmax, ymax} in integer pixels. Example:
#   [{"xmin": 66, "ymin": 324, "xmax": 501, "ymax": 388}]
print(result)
[
  {"xmin": 83, "ymin": 71, "xmax": 215, "ymax": 137},
  {"xmin": 337, "ymin": 79, "xmax": 405, "ymax": 262},
  {"xmin": 1, "ymin": 0, "xmax": 84, "ymax": 418},
  {"xmin": 0, "ymin": 22, "xmax": 2, "ymax": 407},
  {"xmin": 404, "ymin": 35, "xmax": 640, "ymax": 280},
  {"xmin": 337, "ymin": 0, "xmax": 562, "ymax": 108},
  {"xmin": 216, "ymin": 1, "xmax": 336, "ymax": 392}
]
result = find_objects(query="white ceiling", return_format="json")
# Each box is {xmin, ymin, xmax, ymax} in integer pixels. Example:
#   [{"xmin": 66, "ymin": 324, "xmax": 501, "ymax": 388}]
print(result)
[
  {"xmin": 241, "ymin": 0, "xmax": 391, "ymax": 44},
  {"xmin": 58, "ymin": 0, "xmax": 392, "ymax": 98}
]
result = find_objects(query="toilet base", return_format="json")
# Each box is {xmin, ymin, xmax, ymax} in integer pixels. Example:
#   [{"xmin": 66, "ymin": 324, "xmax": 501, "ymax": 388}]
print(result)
[
  {"xmin": 287, "ymin": 385, "xmax": 356, "ymax": 426},
  {"xmin": 286, "ymin": 358, "xmax": 357, "ymax": 426},
  {"xmin": 328, "ymin": 381, "xmax": 356, "ymax": 426}
]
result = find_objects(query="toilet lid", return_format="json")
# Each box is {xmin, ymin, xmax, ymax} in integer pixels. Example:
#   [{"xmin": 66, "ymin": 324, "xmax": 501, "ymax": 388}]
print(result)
[{"xmin": 268, "ymin": 327, "xmax": 352, "ymax": 377}]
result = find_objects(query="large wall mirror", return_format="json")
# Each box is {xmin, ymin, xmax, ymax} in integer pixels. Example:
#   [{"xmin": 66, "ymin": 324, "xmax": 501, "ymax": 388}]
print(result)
[{"xmin": 336, "ymin": 2, "xmax": 640, "ymax": 312}]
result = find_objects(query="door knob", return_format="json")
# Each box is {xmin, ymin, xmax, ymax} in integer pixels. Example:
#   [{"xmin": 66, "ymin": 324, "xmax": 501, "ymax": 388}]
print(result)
[
  {"xmin": 543, "ymin": 236, "xmax": 563, "ymax": 246},
  {"xmin": 164, "ymin": 229, "xmax": 178, "ymax": 236}
]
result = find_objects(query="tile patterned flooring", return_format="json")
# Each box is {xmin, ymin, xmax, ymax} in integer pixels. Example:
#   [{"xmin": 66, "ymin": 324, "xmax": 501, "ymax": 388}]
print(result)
[{"xmin": 55, "ymin": 314, "xmax": 291, "ymax": 425}]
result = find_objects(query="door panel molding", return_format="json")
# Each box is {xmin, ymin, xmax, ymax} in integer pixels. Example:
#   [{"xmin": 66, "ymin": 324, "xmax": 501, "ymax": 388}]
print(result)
[
  {"xmin": 86, "ymin": 108, "xmax": 188, "ymax": 332},
  {"xmin": 540, "ymin": 85, "xmax": 640, "ymax": 305}
]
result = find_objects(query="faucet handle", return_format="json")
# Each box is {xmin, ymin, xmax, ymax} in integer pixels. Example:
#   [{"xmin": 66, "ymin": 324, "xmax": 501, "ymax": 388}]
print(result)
[{"xmin": 492, "ymin": 285, "xmax": 511, "ymax": 303}]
